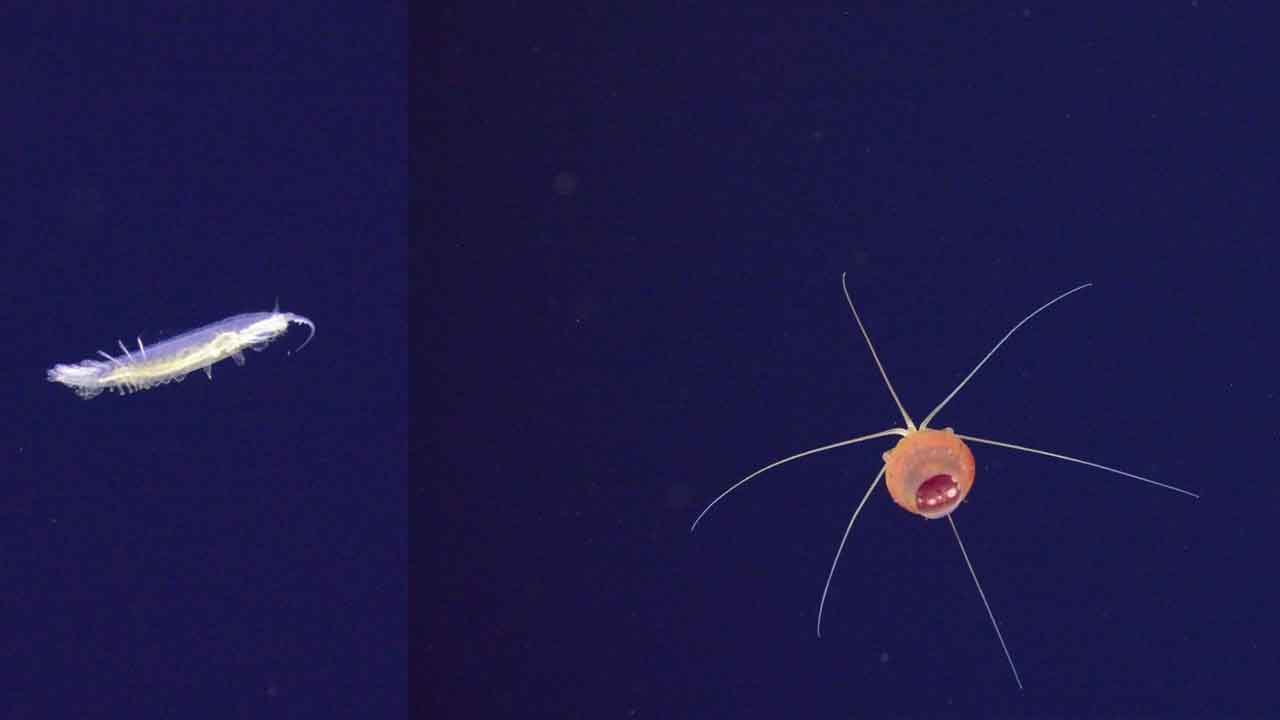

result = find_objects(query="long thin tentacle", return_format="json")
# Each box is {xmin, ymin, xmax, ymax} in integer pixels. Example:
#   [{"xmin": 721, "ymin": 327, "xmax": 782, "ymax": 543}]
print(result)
[
  {"xmin": 817, "ymin": 465, "xmax": 885, "ymax": 638},
  {"xmin": 691, "ymin": 428, "xmax": 906, "ymax": 532},
  {"xmin": 949, "ymin": 514, "xmax": 1023, "ymax": 690},
  {"xmin": 842, "ymin": 272, "xmax": 917, "ymax": 431},
  {"xmin": 957, "ymin": 433, "xmax": 1200, "ymax": 498},
  {"xmin": 920, "ymin": 283, "xmax": 1092, "ymax": 429}
]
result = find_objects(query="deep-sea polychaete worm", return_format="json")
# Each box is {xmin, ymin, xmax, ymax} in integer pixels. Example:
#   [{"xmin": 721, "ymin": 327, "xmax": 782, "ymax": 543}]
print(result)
[{"xmin": 47, "ymin": 308, "xmax": 315, "ymax": 398}]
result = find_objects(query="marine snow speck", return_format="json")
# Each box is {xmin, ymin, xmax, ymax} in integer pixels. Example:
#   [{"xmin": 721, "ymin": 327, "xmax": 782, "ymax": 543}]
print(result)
[{"xmin": 47, "ymin": 308, "xmax": 315, "ymax": 399}]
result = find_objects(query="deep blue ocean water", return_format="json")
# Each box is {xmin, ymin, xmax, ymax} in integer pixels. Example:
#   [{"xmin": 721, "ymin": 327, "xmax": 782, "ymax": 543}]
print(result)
[
  {"xmin": 5, "ymin": 6, "xmax": 405, "ymax": 718},
  {"xmin": 435, "ymin": 6, "xmax": 1276, "ymax": 719}
]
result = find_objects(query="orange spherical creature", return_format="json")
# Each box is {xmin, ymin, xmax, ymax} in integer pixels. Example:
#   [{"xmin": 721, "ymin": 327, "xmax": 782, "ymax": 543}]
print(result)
[
  {"xmin": 882, "ymin": 428, "xmax": 975, "ymax": 519},
  {"xmin": 691, "ymin": 275, "xmax": 1198, "ymax": 690}
]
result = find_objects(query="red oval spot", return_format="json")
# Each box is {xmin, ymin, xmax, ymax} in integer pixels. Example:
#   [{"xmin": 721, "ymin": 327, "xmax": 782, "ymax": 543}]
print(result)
[{"xmin": 916, "ymin": 473, "xmax": 958, "ymax": 510}]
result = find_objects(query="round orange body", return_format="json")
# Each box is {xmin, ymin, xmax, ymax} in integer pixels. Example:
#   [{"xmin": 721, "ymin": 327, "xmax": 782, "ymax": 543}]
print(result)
[{"xmin": 882, "ymin": 428, "xmax": 975, "ymax": 519}]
